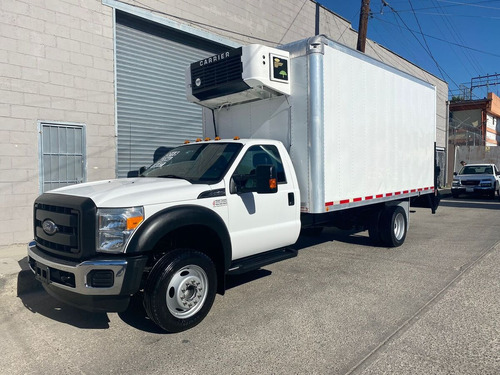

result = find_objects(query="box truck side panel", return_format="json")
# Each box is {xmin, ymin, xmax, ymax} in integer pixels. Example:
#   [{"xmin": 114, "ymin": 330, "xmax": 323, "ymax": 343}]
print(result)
[{"xmin": 322, "ymin": 42, "xmax": 436, "ymax": 210}]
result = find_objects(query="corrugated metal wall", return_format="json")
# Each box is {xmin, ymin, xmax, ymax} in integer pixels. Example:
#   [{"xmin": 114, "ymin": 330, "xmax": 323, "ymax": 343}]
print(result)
[{"xmin": 115, "ymin": 12, "xmax": 228, "ymax": 177}]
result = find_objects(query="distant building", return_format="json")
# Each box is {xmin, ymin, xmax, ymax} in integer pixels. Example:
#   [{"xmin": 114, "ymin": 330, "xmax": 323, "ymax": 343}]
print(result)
[{"xmin": 449, "ymin": 93, "xmax": 500, "ymax": 146}]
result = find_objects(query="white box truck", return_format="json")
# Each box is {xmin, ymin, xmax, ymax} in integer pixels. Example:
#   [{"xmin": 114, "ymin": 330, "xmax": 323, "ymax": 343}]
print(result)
[{"xmin": 28, "ymin": 36, "xmax": 439, "ymax": 332}]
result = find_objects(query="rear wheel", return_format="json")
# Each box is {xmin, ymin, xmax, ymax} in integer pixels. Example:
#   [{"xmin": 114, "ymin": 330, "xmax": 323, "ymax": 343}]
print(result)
[
  {"xmin": 143, "ymin": 249, "xmax": 217, "ymax": 332},
  {"xmin": 379, "ymin": 206, "xmax": 407, "ymax": 247}
]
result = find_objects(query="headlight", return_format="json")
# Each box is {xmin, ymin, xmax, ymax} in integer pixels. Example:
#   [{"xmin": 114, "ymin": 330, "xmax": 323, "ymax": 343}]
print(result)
[
  {"xmin": 97, "ymin": 207, "xmax": 144, "ymax": 253},
  {"xmin": 452, "ymin": 179, "xmax": 460, "ymax": 186}
]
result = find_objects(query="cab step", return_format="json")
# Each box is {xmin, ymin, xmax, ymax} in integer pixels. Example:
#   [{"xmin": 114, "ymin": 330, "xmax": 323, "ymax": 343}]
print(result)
[{"xmin": 227, "ymin": 247, "xmax": 298, "ymax": 275}]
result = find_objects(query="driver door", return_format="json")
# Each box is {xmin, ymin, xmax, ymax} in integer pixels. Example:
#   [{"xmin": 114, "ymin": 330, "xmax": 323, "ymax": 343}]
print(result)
[{"xmin": 225, "ymin": 144, "xmax": 300, "ymax": 260}]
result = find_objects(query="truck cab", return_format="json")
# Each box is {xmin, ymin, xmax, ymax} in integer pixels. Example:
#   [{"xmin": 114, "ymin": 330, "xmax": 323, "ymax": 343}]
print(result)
[{"xmin": 29, "ymin": 138, "xmax": 300, "ymax": 332}]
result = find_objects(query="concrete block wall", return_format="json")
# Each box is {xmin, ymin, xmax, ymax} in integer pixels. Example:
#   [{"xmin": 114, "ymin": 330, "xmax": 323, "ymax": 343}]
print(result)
[{"xmin": 0, "ymin": 0, "xmax": 115, "ymax": 245}]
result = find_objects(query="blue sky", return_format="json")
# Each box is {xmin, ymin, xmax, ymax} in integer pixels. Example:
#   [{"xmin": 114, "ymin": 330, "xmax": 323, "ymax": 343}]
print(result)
[{"xmin": 320, "ymin": 0, "xmax": 500, "ymax": 99}]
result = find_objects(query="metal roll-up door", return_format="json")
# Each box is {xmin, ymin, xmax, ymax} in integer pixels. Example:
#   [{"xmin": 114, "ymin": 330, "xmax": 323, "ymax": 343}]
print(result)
[{"xmin": 116, "ymin": 12, "xmax": 228, "ymax": 177}]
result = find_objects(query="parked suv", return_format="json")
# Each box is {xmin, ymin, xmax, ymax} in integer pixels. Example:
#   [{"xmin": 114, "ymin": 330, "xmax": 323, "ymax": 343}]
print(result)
[{"xmin": 452, "ymin": 163, "xmax": 500, "ymax": 198}]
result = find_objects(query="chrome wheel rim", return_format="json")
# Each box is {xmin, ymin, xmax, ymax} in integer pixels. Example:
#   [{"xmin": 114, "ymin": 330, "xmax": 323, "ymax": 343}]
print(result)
[
  {"xmin": 393, "ymin": 212, "xmax": 405, "ymax": 241},
  {"xmin": 166, "ymin": 265, "xmax": 209, "ymax": 319}
]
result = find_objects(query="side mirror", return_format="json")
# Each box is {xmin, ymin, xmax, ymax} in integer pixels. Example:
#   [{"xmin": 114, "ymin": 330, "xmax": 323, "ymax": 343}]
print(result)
[
  {"xmin": 453, "ymin": 172, "xmax": 457, "ymax": 176},
  {"xmin": 255, "ymin": 165, "xmax": 278, "ymax": 194},
  {"xmin": 230, "ymin": 165, "xmax": 278, "ymax": 194}
]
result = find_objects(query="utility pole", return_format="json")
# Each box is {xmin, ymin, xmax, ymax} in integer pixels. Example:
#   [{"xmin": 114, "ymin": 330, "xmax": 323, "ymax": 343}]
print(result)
[{"xmin": 356, "ymin": 0, "xmax": 371, "ymax": 52}]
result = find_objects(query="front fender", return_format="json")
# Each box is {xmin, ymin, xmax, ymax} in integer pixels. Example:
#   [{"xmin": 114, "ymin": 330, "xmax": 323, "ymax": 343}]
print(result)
[{"xmin": 126, "ymin": 205, "xmax": 232, "ymax": 272}]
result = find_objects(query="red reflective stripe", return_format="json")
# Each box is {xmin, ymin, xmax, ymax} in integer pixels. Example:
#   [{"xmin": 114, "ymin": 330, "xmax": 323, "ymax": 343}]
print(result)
[
  {"xmin": 325, "ymin": 201, "xmax": 334, "ymax": 207},
  {"xmin": 340, "ymin": 199, "xmax": 350, "ymax": 204},
  {"xmin": 365, "ymin": 196, "xmax": 373, "ymax": 200},
  {"xmin": 418, "ymin": 188, "xmax": 423, "ymax": 191},
  {"xmin": 376, "ymin": 194, "xmax": 383, "ymax": 198},
  {"xmin": 424, "ymin": 187, "xmax": 429, "ymax": 191},
  {"xmin": 353, "ymin": 197, "xmax": 362, "ymax": 202},
  {"xmin": 411, "ymin": 189, "xmax": 416, "ymax": 193},
  {"xmin": 403, "ymin": 190, "xmax": 409, "ymax": 194},
  {"xmin": 386, "ymin": 193, "xmax": 393, "ymax": 197},
  {"xmin": 395, "ymin": 191, "xmax": 401, "ymax": 195}
]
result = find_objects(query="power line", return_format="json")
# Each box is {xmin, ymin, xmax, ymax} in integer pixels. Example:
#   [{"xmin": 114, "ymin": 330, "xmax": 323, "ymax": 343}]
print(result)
[
  {"xmin": 431, "ymin": 0, "xmax": 484, "ymax": 76},
  {"xmin": 382, "ymin": 0, "xmax": 500, "ymax": 12},
  {"xmin": 437, "ymin": 0, "xmax": 500, "ymax": 10},
  {"xmin": 278, "ymin": 0, "xmax": 308, "ymax": 44},
  {"xmin": 407, "ymin": 0, "xmax": 446, "ymax": 80},
  {"xmin": 381, "ymin": 1, "xmax": 459, "ymax": 86},
  {"xmin": 129, "ymin": 0, "xmax": 281, "ymax": 45},
  {"xmin": 372, "ymin": 16, "xmax": 500, "ymax": 58}
]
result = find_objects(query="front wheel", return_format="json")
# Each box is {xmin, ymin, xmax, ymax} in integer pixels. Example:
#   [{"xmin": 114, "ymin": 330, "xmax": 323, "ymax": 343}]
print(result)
[
  {"xmin": 379, "ymin": 206, "xmax": 407, "ymax": 247},
  {"xmin": 143, "ymin": 249, "xmax": 217, "ymax": 332}
]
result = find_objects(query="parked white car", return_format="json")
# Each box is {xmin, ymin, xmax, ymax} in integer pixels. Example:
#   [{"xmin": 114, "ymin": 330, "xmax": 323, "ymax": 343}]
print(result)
[{"xmin": 452, "ymin": 163, "xmax": 500, "ymax": 198}]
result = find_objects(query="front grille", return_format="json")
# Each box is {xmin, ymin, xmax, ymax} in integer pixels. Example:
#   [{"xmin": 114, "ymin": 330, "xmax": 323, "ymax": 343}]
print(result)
[
  {"xmin": 33, "ymin": 193, "xmax": 97, "ymax": 260},
  {"xmin": 461, "ymin": 180, "xmax": 479, "ymax": 186},
  {"xmin": 34, "ymin": 203, "xmax": 79, "ymax": 255}
]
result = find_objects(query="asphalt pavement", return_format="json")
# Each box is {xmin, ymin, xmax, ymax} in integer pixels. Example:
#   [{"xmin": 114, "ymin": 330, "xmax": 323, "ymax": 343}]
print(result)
[{"xmin": 1, "ymin": 189, "xmax": 499, "ymax": 374}]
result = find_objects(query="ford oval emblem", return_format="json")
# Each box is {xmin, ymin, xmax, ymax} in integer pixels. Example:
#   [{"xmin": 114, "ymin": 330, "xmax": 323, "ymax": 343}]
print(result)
[{"xmin": 42, "ymin": 219, "xmax": 58, "ymax": 236}]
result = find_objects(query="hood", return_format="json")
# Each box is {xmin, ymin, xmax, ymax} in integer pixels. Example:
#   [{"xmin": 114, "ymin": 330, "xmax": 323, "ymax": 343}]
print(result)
[{"xmin": 48, "ymin": 178, "xmax": 212, "ymax": 207}]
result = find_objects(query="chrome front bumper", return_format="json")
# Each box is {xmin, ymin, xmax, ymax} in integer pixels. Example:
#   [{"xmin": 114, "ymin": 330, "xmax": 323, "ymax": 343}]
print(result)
[{"xmin": 27, "ymin": 241, "xmax": 128, "ymax": 296}]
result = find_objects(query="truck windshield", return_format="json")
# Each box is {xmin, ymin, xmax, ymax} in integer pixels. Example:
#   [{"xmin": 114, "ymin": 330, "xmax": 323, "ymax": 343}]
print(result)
[{"xmin": 141, "ymin": 142, "xmax": 242, "ymax": 183}]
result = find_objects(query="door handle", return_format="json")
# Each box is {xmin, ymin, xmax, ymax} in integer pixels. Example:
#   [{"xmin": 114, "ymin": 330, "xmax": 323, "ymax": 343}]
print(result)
[{"xmin": 288, "ymin": 192, "xmax": 295, "ymax": 206}]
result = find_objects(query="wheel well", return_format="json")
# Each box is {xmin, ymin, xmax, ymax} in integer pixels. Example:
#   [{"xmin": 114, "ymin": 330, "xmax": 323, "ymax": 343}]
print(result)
[{"xmin": 149, "ymin": 225, "xmax": 226, "ymax": 294}]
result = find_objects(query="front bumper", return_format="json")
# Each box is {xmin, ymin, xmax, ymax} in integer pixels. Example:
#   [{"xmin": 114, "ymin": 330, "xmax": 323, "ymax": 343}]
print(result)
[
  {"xmin": 451, "ymin": 186, "xmax": 495, "ymax": 195},
  {"xmin": 27, "ymin": 242, "xmax": 148, "ymax": 312}
]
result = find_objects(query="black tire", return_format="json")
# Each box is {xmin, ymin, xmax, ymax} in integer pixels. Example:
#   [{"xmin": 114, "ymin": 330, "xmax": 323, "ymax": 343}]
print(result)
[
  {"xmin": 143, "ymin": 249, "xmax": 217, "ymax": 333},
  {"xmin": 301, "ymin": 227, "xmax": 323, "ymax": 236},
  {"xmin": 379, "ymin": 206, "xmax": 407, "ymax": 248}
]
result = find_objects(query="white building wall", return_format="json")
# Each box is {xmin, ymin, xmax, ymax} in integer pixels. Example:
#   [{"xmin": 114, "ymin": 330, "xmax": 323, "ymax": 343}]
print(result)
[
  {"xmin": 486, "ymin": 114, "xmax": 499, "ymax": 146},
  {"xmin": 0, "ymin": 0, "xmax": 447, "ymax": 246}
]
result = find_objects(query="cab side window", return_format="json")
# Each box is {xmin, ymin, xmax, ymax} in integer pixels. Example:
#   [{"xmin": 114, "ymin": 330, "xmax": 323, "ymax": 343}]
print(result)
[{"xmin": 232, "ymin": 145, "xmax": 287, "ymax": 190}]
